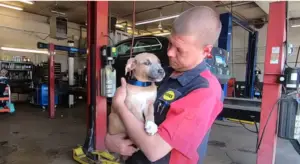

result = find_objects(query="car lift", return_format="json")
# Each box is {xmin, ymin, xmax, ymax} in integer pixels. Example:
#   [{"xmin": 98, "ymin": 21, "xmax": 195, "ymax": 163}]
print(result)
[
  {"xmin": 37, "ymin": 42, "xmax": 86, "ymax": 109},
  {"xmin": 218, "ymin": 12, "xmax": 260, "ymax": 123},
  {"xmin": 72, "ymin": 1, "xmax": 120, "ymax": 164},
  {"xmin": 218, "ymin": 12, "xmax": 258, "ymax": 99}
]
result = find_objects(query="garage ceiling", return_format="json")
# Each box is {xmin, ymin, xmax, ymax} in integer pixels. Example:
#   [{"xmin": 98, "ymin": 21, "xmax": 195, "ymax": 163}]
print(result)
[{"xmin": 0, "ymin": 1, "xmax": 270, "ymax": 35}]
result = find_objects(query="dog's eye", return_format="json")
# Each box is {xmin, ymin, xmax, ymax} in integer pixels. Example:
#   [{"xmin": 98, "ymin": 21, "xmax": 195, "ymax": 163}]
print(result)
[{"xmin": 144, "ymin": 60, "xmax": 152, "ymax": 66}]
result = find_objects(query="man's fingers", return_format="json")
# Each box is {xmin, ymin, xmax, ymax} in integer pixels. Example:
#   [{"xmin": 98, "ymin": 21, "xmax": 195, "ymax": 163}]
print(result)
[
  {"xmin": 123, "ymin": 139, "xmax": 134, "ymax": 146},
  {"xmin": 120, "ymin": 77, "xmax": 127, "ymax": 87},
  {"xmin": 117, "ymin": 133, "xmax": 127, "ymax": 138},
  {"xmin": 121, "ymin": 146, "xmax": 138, "ymax": 156}
]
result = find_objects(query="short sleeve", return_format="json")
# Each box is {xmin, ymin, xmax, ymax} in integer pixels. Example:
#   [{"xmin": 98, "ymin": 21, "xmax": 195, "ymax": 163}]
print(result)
[{"xmin": 157, "ymin": 88, "xmax": 223, "ymax": 159}]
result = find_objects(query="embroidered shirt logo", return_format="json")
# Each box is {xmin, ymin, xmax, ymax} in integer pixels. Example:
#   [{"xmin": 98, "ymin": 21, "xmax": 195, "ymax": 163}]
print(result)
[{"xmin": 163, "ymin": 90, "xmax": 175, "ymax": 101}]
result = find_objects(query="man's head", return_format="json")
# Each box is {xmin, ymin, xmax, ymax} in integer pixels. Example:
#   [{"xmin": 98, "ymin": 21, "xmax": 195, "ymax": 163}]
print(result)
[
  {"xmin": 125, "ymin": 53, "xmax": 165, "ymax": 82},
  {"xmin": 167, "ymin": 6, "xmax": 222, "ymax": 72}
]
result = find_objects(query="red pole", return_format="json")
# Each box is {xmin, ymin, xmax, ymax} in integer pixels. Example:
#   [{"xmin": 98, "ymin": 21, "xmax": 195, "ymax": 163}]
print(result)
[
  {"xmin": 257, "ymin": 2, "xmax": 286, "ymax": 164},
  {"xmin": 48, "ymin": 43, "xmax": 55, "ymax": 119},
  {"xmin": 87, "ymin": 1, "xmax": 108, "ymax": 151}
]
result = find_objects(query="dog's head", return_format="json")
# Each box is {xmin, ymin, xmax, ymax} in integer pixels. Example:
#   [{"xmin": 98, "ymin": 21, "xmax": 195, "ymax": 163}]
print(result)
[{"xmin": 125, "ymin": 53, "xmax": 165, "ymax": 82}]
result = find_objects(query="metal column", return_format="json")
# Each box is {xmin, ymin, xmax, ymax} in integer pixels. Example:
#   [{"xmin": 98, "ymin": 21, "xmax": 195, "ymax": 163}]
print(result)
[
  {"xmin": 68, "ymin": 41, "xmax": 75, "ymax": 108},
  {"xmin": 257, "ymin": 2, "xmax": 286, "ymax": 164},
  {"xmin": 86, "ymin": 1, "xmax": 108, "ymax": 151},
  {"xmin": 48, "ymin": 43, "xmax": 55, "ymax": 119},
  {"xmin": 245, "ymin": 31, "xmax": 259, "ymax": 98},
  {"xmin": 218, "ymin": 13, "xmax": 232, "ymax": 97}
]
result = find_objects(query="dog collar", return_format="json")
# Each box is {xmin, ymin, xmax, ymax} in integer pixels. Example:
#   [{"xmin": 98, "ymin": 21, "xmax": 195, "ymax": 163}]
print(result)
[{"xmin": 127, "ymin": 79, "xmax": 152, "ymax": 87}]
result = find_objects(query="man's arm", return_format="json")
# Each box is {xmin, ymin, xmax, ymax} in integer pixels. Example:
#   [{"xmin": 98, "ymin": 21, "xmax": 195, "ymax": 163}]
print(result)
[
  {"xmin": 118, "ymin": 87, "xmax": 223, "ymax": 161},
  {"xmin": 117, "ymin": 104, "xmax": 172, "ymax": 162}
]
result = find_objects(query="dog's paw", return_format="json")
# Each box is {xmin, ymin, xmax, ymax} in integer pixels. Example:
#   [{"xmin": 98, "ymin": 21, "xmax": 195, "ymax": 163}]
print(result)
[{"xmin": 145, "ymin": 120, "xmax": 158, "ymax": 135}]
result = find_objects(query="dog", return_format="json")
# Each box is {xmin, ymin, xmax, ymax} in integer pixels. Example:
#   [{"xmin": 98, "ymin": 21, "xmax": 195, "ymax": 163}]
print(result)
[{"xmin": 108, "ymin": 52, "xmax": 165, "ymax": 137}]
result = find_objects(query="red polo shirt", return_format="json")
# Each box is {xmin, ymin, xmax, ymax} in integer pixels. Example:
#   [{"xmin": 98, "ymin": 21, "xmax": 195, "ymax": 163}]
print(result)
[{"xmin": 157, "ymin": 70, "xmax": 223, "ymax": 164}]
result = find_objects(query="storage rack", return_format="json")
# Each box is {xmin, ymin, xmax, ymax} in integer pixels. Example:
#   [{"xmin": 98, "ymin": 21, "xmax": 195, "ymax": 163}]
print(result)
[
  {"xmin": 37, "ymin": 62, "xmax": 62, "ymax": 83},
  {"xmin": 0, "ymin": 60, "xmax": 34, "ymax": 102}
]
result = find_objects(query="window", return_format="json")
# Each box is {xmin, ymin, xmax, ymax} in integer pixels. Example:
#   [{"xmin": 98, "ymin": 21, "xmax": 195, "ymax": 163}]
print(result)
[
  {"xmin": 133, "ymin": 38, "xmax": 162, "ymax": 53},
  {"xmin": 116, "ymin": 38, "xmax": 162, "ymax": 56},
  {"xmin": 117, "ymin": 42, "xmax": 132, "ymax": 56}
]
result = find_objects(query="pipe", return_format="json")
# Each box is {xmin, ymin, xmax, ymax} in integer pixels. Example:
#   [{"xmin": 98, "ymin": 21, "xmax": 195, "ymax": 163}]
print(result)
[
  {"xmin": 121, "ymin": 2, "xmax": 180, "ymax": 18},
  {"xmin": 215, "ymin": 1, "xmax": 253, "ymax": 8}
]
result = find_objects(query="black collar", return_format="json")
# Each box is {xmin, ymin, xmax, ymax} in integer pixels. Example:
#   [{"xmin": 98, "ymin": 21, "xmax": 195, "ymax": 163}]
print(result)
[
  {"xmin": 127, "ymin": 79, "xmax": 152, "ymax": 87},
  {"xmin": 170, "ymin": 61, "xmax": 208, "ymax": 86}
]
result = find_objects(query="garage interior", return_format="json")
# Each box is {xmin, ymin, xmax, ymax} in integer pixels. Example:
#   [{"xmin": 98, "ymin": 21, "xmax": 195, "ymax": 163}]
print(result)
[{"xmin": 0, "ymin": 1, "xmax": 300, "ymax": 164}]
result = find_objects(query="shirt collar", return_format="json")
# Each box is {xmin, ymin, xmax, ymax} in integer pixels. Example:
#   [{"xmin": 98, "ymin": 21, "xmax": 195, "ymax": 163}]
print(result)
[{"xmin": 170, "ymin": 61, "xmax": 208, "ymax": 86}]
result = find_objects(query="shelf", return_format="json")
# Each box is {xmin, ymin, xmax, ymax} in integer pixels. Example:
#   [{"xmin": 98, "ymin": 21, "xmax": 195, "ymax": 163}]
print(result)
[{"xmin": 0, "ymin": 60, "xmax": 33, "ymax": 64}]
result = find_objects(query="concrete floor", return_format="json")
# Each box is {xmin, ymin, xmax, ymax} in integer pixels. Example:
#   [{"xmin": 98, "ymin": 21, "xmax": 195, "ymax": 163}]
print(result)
[{"xmin": 0, "ymin": 103, "xmax": 299, "ymax": 164}]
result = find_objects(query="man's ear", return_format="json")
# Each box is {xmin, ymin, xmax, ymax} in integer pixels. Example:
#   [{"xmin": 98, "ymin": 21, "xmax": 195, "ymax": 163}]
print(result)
[
  {"xmin": 125, "ymin": 58, "xmax": 137, "ymax": 75},
  {"xmin": 203, "ymin": 45, "xmax": 213, "ymax": 58}
]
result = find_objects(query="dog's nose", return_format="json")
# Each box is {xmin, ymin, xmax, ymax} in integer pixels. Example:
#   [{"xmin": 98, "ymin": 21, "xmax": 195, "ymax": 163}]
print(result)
[{"xmin": 158, "ymin": 69, "xmax": 164, "ymax": 74}]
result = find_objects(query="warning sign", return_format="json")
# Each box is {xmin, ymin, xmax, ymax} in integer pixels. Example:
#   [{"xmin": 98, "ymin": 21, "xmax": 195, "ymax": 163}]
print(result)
[{"xmin": 270, "ymin": 47, "xmax": 280, "ymax": 64}]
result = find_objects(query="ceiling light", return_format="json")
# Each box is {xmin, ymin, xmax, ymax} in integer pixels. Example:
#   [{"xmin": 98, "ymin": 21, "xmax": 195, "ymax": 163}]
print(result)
[
  {"xmin": 115, "ymin": 24, "xmax": 123, "ymax": 28},
  {"xmin": 18, "ymin": 0, "xmax": 34, "ymax": 5},
  {"xmin": 154, "ymin": 32, "xmax": 171, "ymax": 36},
  {"xmin": 1, "ymin": 47, "xmax": 49, "ymax": 54},
  {"xmin": 136, "ymin": 14, "xmax": 179, "ymax": 26},
  {"xmin": 291, "ymin": 24, "xmax": 300, "ymax": 28},
  {"xmin": 290, "ymin": 19, "xmax": 300, "ymax": 28},
  {"xmin": 0, "ymin": 3, "xmax": 23, "ymax": 11}
]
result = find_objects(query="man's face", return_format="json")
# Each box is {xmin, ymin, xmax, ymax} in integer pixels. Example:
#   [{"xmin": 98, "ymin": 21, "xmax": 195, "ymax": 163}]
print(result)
[{"xmin": 167, "ymin": 35, "xmax": 210, "ymax": 72}]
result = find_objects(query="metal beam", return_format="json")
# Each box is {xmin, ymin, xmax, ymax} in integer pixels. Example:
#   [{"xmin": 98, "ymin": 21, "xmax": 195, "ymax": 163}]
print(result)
[
  {"xmin": 257, "ymin": 2, "xmax": 286, "ymax": 164},
  {"xmin": 85, "ymin": 1, "xmax": 108, "ymax": 152},
  {"xmin": 48, "ymin": 43, "xmax": 55, "ymax": 119},
  {"xmin": 218, "ymin": 13, "xmax": 232, "ymax": 97},
  {"xmin": 255, "ymin": 1, "xmax": 270, "ymax": 15}
]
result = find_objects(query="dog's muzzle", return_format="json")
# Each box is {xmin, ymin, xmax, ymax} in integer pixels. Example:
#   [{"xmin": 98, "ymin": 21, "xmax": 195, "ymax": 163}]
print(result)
[{"xmin": 148, "ymin": 64, "xmax": 165, "ymax": 82}]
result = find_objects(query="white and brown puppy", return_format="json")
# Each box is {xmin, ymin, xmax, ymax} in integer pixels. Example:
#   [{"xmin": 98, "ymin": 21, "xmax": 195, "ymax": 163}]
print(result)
[{"xmin": 108, "ymin": 52, "xmax": 165, "ymax": 137}]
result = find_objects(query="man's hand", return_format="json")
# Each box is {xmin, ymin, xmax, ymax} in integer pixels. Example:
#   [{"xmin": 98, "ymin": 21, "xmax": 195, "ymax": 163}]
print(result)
[
  {"xmin": 112, "ymin": 77, "xmax": 127, "ymax": 112},
  {"xmin": 105, "ymin": 133, "xmax": 138, "ymax": 156}
]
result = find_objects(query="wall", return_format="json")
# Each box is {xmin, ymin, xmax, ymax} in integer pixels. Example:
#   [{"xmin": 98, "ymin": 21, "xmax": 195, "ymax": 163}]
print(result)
[
  {"xmin": 230, "ymin": 23, "xmax": 300, "ymax": 81},
  {"xmin": 0, "ymin": 7, "xmax": 87, "ymax": 72}
]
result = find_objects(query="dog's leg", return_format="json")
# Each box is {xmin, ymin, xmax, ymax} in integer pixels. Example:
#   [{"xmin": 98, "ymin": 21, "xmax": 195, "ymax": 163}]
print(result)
[{"xmin": 144, "ymin": 103, "xmax": 158, "ymax": 136}]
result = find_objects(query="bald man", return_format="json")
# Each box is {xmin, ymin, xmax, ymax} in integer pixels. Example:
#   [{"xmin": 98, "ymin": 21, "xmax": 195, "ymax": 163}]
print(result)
[{"xmin": 105, "ymin": 6, "xmax": 224, "ymax": 164}]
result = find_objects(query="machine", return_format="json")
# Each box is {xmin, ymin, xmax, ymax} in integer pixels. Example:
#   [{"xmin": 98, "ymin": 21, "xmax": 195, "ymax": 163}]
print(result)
[
  {"xmin": 277, "ymin": 67, "xmax": 300, "ymax": 145},
  {"xmin": 0, "ymin": 69, "xmax": 15, "ymax": 114}
]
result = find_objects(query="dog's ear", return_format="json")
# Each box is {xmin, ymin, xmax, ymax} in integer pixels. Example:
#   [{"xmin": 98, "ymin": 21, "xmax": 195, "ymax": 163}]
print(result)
[{"xmin": 125, "ymin": 58, "xmax": 137, "ymax": 75}]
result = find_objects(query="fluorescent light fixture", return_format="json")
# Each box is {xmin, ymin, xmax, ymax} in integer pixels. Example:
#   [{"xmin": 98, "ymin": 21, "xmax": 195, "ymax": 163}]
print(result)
[
  {"xmin": 154, "ymin": 32, "xmax": 171, "ymax": 36},
  {"xmin": 115, "ymin": 24, "xmax": 123, "ymax": 28},
  {"xmin": 18, "ymin": 0, "xmax": 34, "ymax": 5},
  {"xmin": 51, "ymin": 10, "xmax": 66, "ymax": 16},
  {"xmin": 115, "ymin": 24, "xmax": 132, "ymax": 30},
  {"xmin": 291, "ymin": 24, "xmax": 300, "ymax": 28},
  {"xmin": 1, "ymin": 47, "xmax": 48, "ymax": 54},
  {"xmin": 0, "ymin": 3, "xmax": 23, "ymax": 11},
  {"xmin": 290, "ymin": 19, "xmax": 300, "ymax": 28},
  {"xmin": 136, "ymin": 14, "xmax": 179, "ymax": 26}
]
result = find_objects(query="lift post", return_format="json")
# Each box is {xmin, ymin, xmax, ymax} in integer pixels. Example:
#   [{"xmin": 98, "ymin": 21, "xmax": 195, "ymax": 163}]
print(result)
[
  {"xmin": 257, "ymin": 1, "xmax": 286, "ymax": 164},
  {"xmin": 48, "ymin": 43, "xmax": 55, "ymax": 119},
  {"xmin": 86, "ymin": 0, "xmax": 108, "ymax": 152},
  {"xmin": 218, "ymin": 13, "xmax": 232, "ymax": 97}
]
